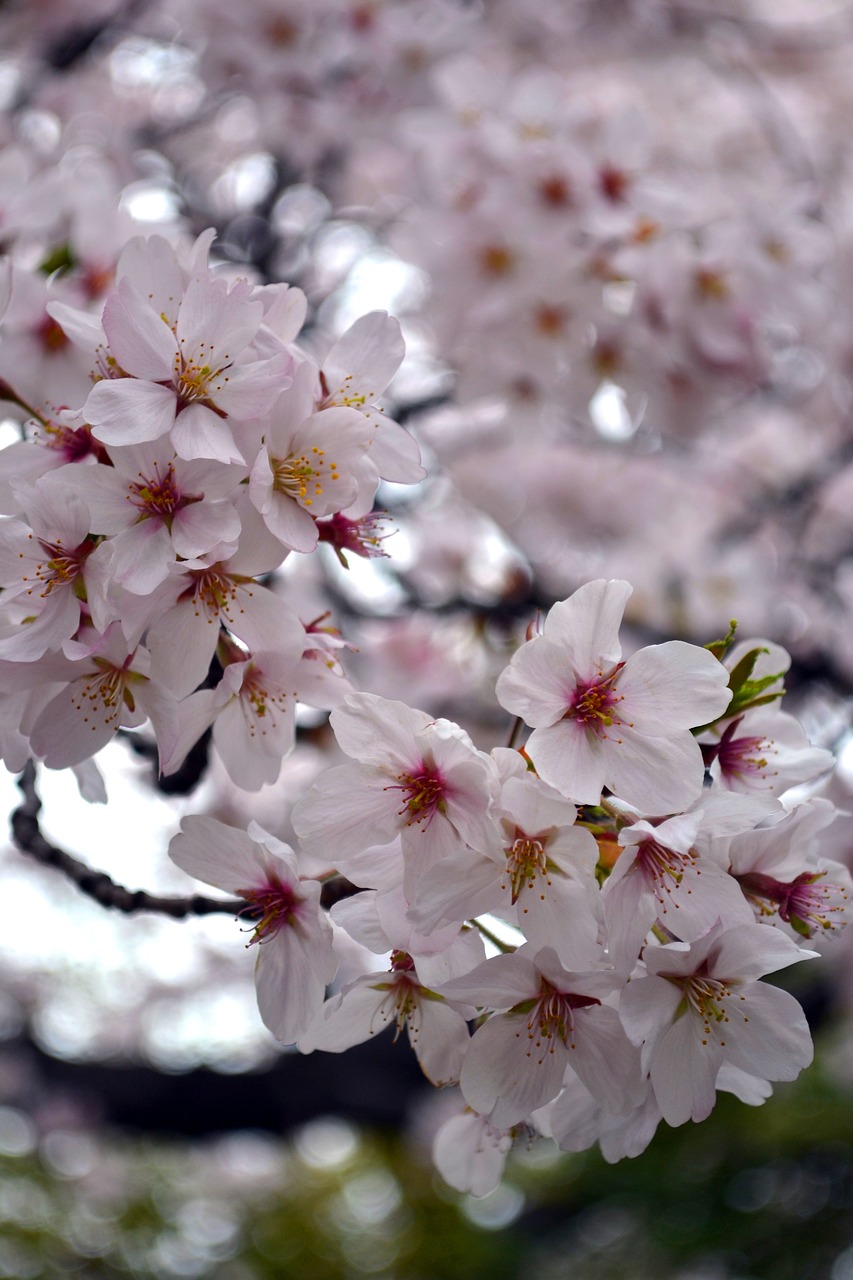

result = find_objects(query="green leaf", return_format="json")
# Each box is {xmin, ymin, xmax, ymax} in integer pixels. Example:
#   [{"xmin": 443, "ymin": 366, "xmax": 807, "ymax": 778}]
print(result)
[{"xmin": 705, "ymin": 619, "xmax": 738, "ymax": 661}]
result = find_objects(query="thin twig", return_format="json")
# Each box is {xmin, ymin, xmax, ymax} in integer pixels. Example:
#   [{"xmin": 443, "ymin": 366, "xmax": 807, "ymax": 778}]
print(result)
[{"xmin": 9, "ymin": 761, "xmax": 356, "ymax": 918}]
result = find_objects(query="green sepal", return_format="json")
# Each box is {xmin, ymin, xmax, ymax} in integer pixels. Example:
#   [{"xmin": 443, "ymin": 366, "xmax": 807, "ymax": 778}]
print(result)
[{"xmin": 704, "ymin": 620, "xmax": 738, "ymax": 661}]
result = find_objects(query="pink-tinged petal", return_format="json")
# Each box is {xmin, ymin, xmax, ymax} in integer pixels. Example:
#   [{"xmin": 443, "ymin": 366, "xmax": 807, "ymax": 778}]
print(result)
[
  {"xmin": 541, "ymin": 579, "xmax": 631, "ymax": 675},
  {"xmin": 176, "ymin": 276, "xmax": 262, "ymax": 359},
  {"xmin": 262, "ymin": 492, "xmax": 319, "ymax": 553},
  {"xmin": 716, "ymin": 1064, "xmax": 773, "ymax": 1106},
  {"xmin": 86, "ymin": 379, "xmax": 177, "ymax": 446},
  {"xmin": 567, "ymin": 1005, "xmax": 644, "ymax": 1114},
  {"xmin": 329, "ymin": 892, "xmax": 389, "ymax": 953},
  {"xmin": 324, "ymin": 838, "xmax": 405, "ymax": 891},
  {"xmin": 413, "ymin": 929, "xmax": 486, "ymax": 990},
  {"xmin": 709, "ymin": 923, "xmax": 815, "ymax": 983},
  {"xmin": 255, "ymin": 910, "xmax": 335, "ymax": 1044},
  {"xmin": 620, "ymin": 973, "xmax": 683, "ymax": 1046},
  {"xmin": 407, "ymin": 848, "xmax": 502, "ymax": 933},
  {"xmin": 256, "ymin": 282, "xmax": 307, "ymax": 345},
  {"xmin": 209, "ymin": 353, "xmax": 293, "ymax": 420},
  {"xmin": 400, "ymin": 814, "xmax": 469, "ymax": 898},
  {"xmin": 30, "ymin": 678, "xmax": 121, "ymax": 767},
  {"xmin": 0, "ymin": 591, "xmax": 80, "ymax": 661},
  {"xmin": 602, "ymin": 852, "xmax": 658, "ymax": 972},
  {"xmin": 433, "ymin": 1112, "xmax": 512, "ymax": 1198},
  {"xmin": 248, "ymin": 447, "xmax": 318, "ymax": 551},
  {"xmin": 330, "ymin": 692, "xmax": 433, "ymax": 769},
  {"xmin": 411, "ymin": 999, "xmax": 470, "ymax": 1087},
  {"xmin": 23, "ymin": 476, "xmax": 94, "ymax": 546},
  {"xmin": 522, "ymin": 879, "xmax": 603, "ymax": 972},
  {"xmin": 169, "ymin": 815, "xmax": 268, "ymax": 893},
  {"xmin": 145, "ymin": 601, "xmax": 219, "ymax": 698},
  {"xmin": 461, "ymin": 1012, "xmax": 567, "ymax": 1128},
  {"xmin": 323, "ymin": 312, "xmax": 405, "ymax": 401},
  {"xmin": 59, "ymin": 464, "xmax": 137, "ymax": 533},
  {"xmin": 367, "ymin": 416, "xmax": 426, "ymax": 484},
  {"xmin": 110, "ymin": 521, "xmax": 174, "ymax": 594},
  {"xmin": 292, "ymin": 762, "xmax": 406, "ymax": 857},
  {"xmin": 524, "ymin": 720, "xmax": 608, "ymax": 804},
  {"xmin": 220, "ymin": 586, "xmax": 302, "ymax": 666},
  {"xmin": 602, "ymin": 725, "xmax": 706, "ymax": 814},
  {"xmin": 160, "ymin": 690, "xmax": 218, "ymax": 779},
  {"xmin": 618, "ymin": 642, "xmax": 731, "ymax": 732},
  {"xmin": 720, "ymin": 984, "xmax": 813, "ymax": 1082},
  {"xmin": 171, "ymin": 403, "xmax": 243, "ymax": 465},
  {"xmin": 101, "ymin": 278, "xmax": 177, "ymax": 380},
  {"xmin": 116, "ymin": 234, "xmax": 186, "ymax": 325},
  {"xmin": 212, "ymin": 695, "xmax": 294, "ymax": 791},
  {"xmin": 171, "ymin": 501, "xmax": 241, "ymax": 559},
  {"xmin": 650, "ymin": 1013, "xmax": 721, "ymax": 1126},
  {"xmin": 496, "ymin": 636, "xmax": 574, "ymax": 727},
  {"xmin": 439, "ymin": 952, "xmax": 539, "ymax": 1009},
  {"xmin": 548, "ymin": 1078, "xmax": 609, "ymax": 1154},
  {"xmin": 135, "ymin": 676, "xmax": 179, "ymax": 768},
  {"xmin": 299, "ymin": 981, "xmax": 392, "ymax": 1054}
]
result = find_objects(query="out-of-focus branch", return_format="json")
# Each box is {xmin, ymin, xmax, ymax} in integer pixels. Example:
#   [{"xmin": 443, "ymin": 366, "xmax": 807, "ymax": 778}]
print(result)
[{"xmin": 9, "ymin": 761, "xmax": 357, "ymax": 917}]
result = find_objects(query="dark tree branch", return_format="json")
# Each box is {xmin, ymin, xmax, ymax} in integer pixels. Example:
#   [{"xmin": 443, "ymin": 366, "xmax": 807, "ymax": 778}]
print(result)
[{"xmin": 9, "ymin": 761, "xmax": 357, "ymax": 918}]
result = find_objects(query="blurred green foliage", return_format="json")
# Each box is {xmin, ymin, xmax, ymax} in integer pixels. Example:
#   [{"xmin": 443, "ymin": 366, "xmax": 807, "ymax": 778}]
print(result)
[{"xmin": 0, "ymin": 1058, "xmax": 851, "ymax": 1280}]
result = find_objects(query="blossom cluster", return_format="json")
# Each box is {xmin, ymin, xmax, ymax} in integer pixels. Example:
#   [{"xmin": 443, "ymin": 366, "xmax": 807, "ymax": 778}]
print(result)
[
  {"xmin": 168, "ymin": 578, "xmax": 846, "ymax": 1195},
  {"xmin": 0, "ymin": 0, "xmax": 851, "ymax": 1205},
  {"xmin": 0, "ymin": 228, "xmax": 423, "ymax": 787}
]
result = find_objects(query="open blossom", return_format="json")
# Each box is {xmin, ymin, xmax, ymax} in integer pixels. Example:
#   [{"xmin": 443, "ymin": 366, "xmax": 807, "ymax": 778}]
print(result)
[
  {"xmin": 0, "ymin": 474, "xmax": 111, "ymax": 660},
  {"xmin": 292, "ymin": 692, "xmax": 499, "ymax": 895},
  {"xmin": 408, "ymin": 748, "xmax": 601, "ymax": 970},
  {"xmin": 300, "ymin": 946, "xmax": 472, "ymax": 1087},
  {"xmin": 703, "ymin": 707, "xmax": 833, "ymax": 795},
  {"xmin": 441, "ymin": 946, "xmax": 643, "ymax": 1128},
  {"xmin": 61, "ymin": 441, "xmax": 244, "ymax": 595},
  {"xmin": 318, "ymin": 311, "xmax": 425, "ymax": 487},
  {"xmin": 247, "ymin": 361, "xmax": 379, "ymax": 553},
  {"xmin": 602, "ymin": 810, "xmax": 753, "ymax": 972},
  {"xmin": 620, "ymin": 921, "xmax": 815, "ymax": 1127},
  {"xmin": 727, "ymin": 799, "xmax": 852, "ymax": 941},
  {"xmin": 169, "ymin": 817, "xmax": 336, "ymax": 1044},
  {"xmin": 496, "ymin": 579, "xmax": 731, "ymax": 812},
  {"xmin": 82, "ymin": 251, "xmax": 292, "ymax": 463},
  {"xmin": 22, "ymin": 623, "xmax": 178, "ymax": 770}
]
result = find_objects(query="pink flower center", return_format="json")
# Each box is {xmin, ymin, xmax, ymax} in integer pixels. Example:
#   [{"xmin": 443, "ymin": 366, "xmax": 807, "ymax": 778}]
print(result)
[
  {"xmin": 25, "ymin": 536, "xmax": 96, "ymax": 598},
  {"xmin": 715, "ymin": 717, "xmax": 776, "ymax": 783},
  {"xmin": 737, "ymin": 870, "xmax": 849, "ymax": 938},
  {"xmin": 566, "ymin": 669, "xmax": 625, "ymax": 738},
  {"xmin": 129, "ymin": 465, "xmax": 200, "ymax": 526},
  {"xmin": 240, "ymin": 877, "xmax": 303, "ymax": 944},
  {"xmin": 635, "ymin": 837, "xmax": 696, "ymax": 907},
  {"xmin": 180, "ymin": 565, "xmax": 248, "ymax": 623},
  {"xmin": 504, "ymin": 828, "xmax": 552, "ymax": 906},
  {"xmin": 272, "ymin": 447, "xmax": 339, "ymax": 507},
  {"xmin": 674, "ymin": 973, "xmax": 746, "ymax": 1048},
  {"xmin": 238, "ymin": 663, "xmax": 291, "ymax": 737},
  {"xmin": 70, "ymin": 655, "xmax": 136, "ymax": 727},
  {"xmin": 387, "ymin": 764, "xmax": 446, "ymax": 827},
  {"xmin": 514, "ymin": 982, "xmax": 601, "ymax": 1059}
]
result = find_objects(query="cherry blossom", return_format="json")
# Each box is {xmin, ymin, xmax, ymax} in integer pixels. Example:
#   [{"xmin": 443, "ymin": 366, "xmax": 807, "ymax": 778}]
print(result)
[
  {"xmin": 620, "ymin": 922, "xmax": 816, "ymax": 1127},
  {"xmin": 292, "ymin": 692, "xmax": 500, "ymax": 894},
  {"xmin": 496, "ymin": 579, "xmax": 732, "ymax": 812},
  {"xmin": 169, "ymin": 816, "xmax": 337, "ymax": 1044},
  {"xmin": 442, "ymin": 946, "xmax": 643, "ymax": 1128}
]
